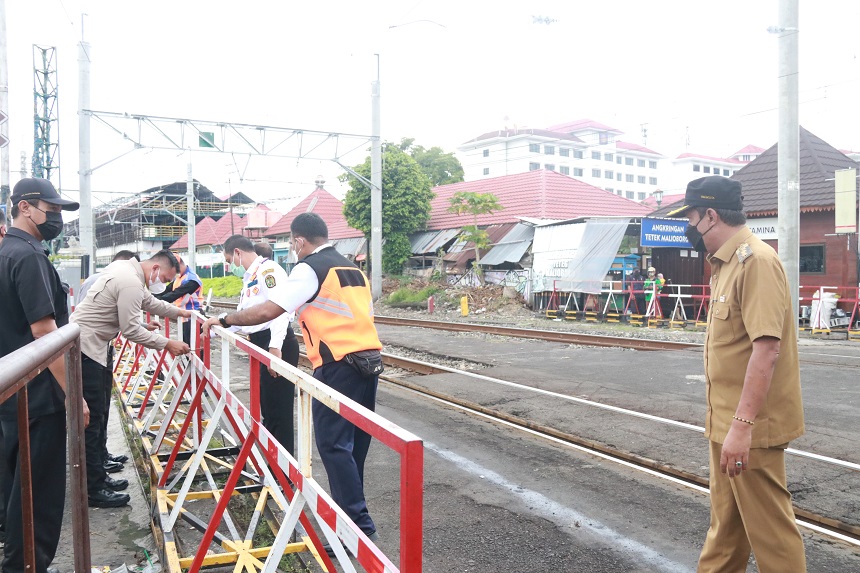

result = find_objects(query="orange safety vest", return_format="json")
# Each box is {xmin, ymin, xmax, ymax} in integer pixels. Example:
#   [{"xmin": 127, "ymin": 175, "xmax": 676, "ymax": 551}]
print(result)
[
  {"xmin": 172, "ymin": 269, "xmax": 204, "ymax": 311},
  {"xmin": 297, "ymin": 247, "xmax": 382, "ymax": 369}
]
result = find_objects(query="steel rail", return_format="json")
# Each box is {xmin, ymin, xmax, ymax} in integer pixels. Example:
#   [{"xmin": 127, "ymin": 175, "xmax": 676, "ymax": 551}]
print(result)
[{"xmin": 375, "ymin": 368, "xmax": 860, "ymax": 546}]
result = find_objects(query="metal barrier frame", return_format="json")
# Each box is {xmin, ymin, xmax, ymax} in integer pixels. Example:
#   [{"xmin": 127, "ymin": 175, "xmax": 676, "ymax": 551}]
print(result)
[
  {"xmin": 0, "ymin": 324, "xmax": 91, "ymax": 572},
  {"xmin": 115, "ymin": 312, "xmax": 423, "ymax": 572}
]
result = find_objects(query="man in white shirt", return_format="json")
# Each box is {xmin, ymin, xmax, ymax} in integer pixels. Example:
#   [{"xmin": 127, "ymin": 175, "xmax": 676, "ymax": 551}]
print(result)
[{"xmin": 220, "ymin": 235, "xmax": 300, "ymax": 455}]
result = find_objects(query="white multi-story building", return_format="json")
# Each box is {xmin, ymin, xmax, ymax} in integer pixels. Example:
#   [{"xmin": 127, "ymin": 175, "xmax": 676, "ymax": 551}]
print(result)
[
  {"xmin": 664, "ymin": 145, "xmax": 764, "ymax": 194},
  {"xmin": 458, "ymin": 119, "xmax": 664, "ymax": 202}
]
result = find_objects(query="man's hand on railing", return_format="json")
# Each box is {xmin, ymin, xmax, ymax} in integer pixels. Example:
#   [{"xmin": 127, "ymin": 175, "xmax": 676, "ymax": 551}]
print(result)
[
  {"xmin": 144, "ymin": 320, "xmax": 161, "ymax": 332},
  {"xmin": 200, "ymin": 317, "xmax": 220, "ymax": 338},
  {"xmin": 165, "ymin": 340, "xmax": 191, "ymax": 356},
  {"xmin": 268, "ymin": 347, "xmax": 282, "ymax": 378},
  {"xmin": 177, "ymin": 309, "xmax": 192, "ymax": 319}
]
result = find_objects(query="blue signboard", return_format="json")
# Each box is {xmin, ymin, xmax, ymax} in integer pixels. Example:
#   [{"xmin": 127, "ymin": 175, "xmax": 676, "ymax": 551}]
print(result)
[{"xmin": 640, "ymin": 217, "xmax": 692, "ymax": 248}]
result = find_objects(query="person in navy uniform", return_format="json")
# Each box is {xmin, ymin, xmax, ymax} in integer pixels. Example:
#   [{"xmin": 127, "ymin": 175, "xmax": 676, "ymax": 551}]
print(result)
[
  {"xmin": 0, "ymin": 178, "xmax": 85, "ymax": 573},
  {"xmin": 218, "ymin": 235, "xmax": 300, "ymax": 456}
]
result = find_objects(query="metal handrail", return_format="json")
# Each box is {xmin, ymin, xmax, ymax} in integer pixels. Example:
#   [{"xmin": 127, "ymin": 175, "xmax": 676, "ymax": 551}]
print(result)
[{"xmin": 0, "ymin": 324, "xmax": 90, "ymax": 572}]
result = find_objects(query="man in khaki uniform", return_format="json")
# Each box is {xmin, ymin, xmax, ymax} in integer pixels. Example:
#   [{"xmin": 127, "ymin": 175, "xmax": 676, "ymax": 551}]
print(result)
[{"xmin": 668, "ymin": 176, "xmax": 806, "ymax": 573}]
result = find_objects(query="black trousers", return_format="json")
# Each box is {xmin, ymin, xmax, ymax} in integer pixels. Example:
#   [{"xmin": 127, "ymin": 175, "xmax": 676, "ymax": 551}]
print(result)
[
  {"xmin": 248, "ymin": 328, "xmax": 299, "ymax": 456},
  {"xmin": 312, "ymin": 360, "xmax": 378, "ymax": 535},
  {"xmin": 1, "ymin": 410, "xmax": 66, "ymax": 573},
  {"xmin": 102, "ymin": 345, "xmax": 114, "ymax": 459},
  {"xmin": 182, "ymin": 320, "xmax": 204, "ymax": 358},
  {"xmin": 82, "ymin": 353, "xmax": 109, "ymax": 494}
]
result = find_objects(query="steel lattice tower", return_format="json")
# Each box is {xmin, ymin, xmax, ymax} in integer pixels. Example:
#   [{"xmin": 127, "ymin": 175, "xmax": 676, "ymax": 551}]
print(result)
[{"xmin": 32, "ymin": 45, "xmax": 59, "ymax": 182}]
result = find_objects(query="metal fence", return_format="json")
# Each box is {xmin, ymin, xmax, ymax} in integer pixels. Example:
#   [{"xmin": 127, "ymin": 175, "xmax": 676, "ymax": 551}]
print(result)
[{"xmin": 0, "ymin": 324, "xmax": 91, "ymax": 572}]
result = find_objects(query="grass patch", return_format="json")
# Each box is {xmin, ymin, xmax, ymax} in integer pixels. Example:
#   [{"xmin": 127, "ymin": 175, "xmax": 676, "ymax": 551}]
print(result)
[
  {"xmin": 201, "ymin": 276, "xmax": 243, "ymax": 298},
  {"xmin": 386, "ymin": 285, "xmax": 441, "ymax": 308}
]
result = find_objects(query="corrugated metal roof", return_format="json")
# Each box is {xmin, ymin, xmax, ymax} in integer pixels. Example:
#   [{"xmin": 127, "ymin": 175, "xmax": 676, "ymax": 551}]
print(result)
[
  {"xmin": 442, "ymin": 223, "xmax": 517, "ymax": 269},
  {"xmin": 333, "ymin": 237, "xmax": 366, "ymax": 257},
  {"xmin": 480, "ymin": 223, "xmax": 535, "ymax": 266},
  {"xmin": 410, "ymin": 228, "xmax": 461, "ymax": 254}
]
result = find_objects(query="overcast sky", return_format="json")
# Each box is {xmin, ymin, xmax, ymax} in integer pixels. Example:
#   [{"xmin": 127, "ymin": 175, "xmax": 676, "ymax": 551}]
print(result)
[{"xmin": 5, "ymin": 0, "xmax": 860, "ymax": 218}]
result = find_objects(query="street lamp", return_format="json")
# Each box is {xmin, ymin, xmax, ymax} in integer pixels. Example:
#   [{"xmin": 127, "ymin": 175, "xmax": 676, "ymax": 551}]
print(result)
[{"xmin": 653, "ymin": 189, "xmax": 664, "ymax": 207}]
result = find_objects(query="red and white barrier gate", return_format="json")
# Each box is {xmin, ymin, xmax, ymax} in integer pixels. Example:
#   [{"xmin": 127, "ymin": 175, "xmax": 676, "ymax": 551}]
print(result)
[{"xmin": 113, "ymin": 313, "xmax": 424, "ymax": 572}]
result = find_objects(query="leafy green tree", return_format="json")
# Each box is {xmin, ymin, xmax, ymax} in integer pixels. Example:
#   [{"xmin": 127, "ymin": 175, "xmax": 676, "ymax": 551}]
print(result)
[
  {"xmin": 398, "ymin": 138, "xmax": 464, "ymax": 186},
  {"xmin": 447, "ymin": 191, "xmax": 504, "ymax": 284},
  {"xmin": 343, "ymin": 145, "xmax": 435, "ymax": 274}
]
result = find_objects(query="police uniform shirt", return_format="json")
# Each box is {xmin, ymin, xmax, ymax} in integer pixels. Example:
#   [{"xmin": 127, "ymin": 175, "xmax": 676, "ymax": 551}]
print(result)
[
  {"xmin": 704, "ymin": 226, "xmax": 804, "ymax": 447},
  {"xmin": 232, "ymin": 255, "xmax": 293, "ymax": 348},
  {"xmin": 0, "ymin": 228, "xmax": 69, "ymax": 419}
]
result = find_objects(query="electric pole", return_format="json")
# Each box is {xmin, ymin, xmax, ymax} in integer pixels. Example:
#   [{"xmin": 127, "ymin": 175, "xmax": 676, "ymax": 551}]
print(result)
[
  {"xmin": 370, "ymin": 55, "xmax": 382, "ymax": 300},
  {"xmin": 78, "ymin": 40, "xmax": 94, "ymax": 274}
]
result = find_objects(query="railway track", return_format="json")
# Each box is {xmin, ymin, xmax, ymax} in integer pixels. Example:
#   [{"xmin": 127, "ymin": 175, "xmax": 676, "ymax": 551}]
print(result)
[{"xmin": 372, "ymin": 350, "xmax": 860, "ymax": 547}]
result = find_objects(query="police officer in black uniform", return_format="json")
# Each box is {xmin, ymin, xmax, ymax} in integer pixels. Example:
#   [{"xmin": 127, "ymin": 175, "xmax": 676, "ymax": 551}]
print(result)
[{"xmin": 0, "ymin": 178, "xmax": 85, "ymax": 573}]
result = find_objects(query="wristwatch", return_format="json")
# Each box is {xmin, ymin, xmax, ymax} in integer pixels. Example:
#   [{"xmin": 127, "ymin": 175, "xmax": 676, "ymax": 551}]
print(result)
[{"xmin": 218, "ymin": 312, "xmax": 230, "ymax": 328}]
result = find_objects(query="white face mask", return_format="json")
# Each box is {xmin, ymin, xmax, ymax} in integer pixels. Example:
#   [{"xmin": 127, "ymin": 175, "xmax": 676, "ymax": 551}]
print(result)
[{"xmin": 148, "ymin": 267, "xmax": 167, "ymax": 294}]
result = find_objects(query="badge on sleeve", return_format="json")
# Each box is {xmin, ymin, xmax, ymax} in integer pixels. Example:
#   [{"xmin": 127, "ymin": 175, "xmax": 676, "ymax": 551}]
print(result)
[{"xmin": 265, "ymin": 275, "xmax": 276, "ymax": 288}]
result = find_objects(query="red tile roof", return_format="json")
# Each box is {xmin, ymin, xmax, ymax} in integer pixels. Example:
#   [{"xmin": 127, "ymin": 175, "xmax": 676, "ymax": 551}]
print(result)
[
  {"xmin": 615, "ymin": 141, "xmax": 663, "ymax": 156},
  {"xmin": 547, "ymin": 119, "xmax": 623, "ymax": 134},
  {"xmin": 675, "ymin": 152, "xmax": 743, "ymax": 164},
  {"xmin": 170, "ymin": 212, "xmax": 247, "ymax": 250},
  {"xmin": 731, "ymin": 144, "xmax": 765, "ymax": 156},
  {"xmin": 425, "ymin": 170, "xmax": 652, "ymax": 230},
  {"xmin": 463, "ymin": 128, "xmax": 583, "ymax": 145},
  {"xmin": 263, "ymin": 187, "xmax": 363, "ymax": 240}
]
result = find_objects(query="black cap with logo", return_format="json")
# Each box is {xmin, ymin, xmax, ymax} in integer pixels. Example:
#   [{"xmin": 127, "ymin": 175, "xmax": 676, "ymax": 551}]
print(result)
[
  {"xmin": 11, "ymin": 178, "xmax": 80, "ymax": 211},
  {"xmin": 666, "ymin": 176, "xmax": 743, "ymax": 217}
]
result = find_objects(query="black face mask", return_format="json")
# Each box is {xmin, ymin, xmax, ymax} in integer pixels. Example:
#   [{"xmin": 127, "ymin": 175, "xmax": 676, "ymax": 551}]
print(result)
[
  {"xmin": 36, "ymin": 210, "xmax": 64, "ymax": 242},
  {"xmin": 684, "ymin": 216, "xmax": 712, "ymax": 253}
]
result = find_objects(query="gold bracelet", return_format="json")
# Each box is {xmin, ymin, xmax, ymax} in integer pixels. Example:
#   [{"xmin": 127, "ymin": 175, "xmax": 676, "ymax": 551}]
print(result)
[{"xmin": 732, "ymin": 415, "xmax": 755, "ymax": 425}]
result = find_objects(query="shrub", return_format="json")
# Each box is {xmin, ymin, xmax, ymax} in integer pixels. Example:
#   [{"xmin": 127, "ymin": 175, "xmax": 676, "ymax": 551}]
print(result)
[
  {"xmin": 201, "ymin": 276, "xmax": 243, "ymax": 298},
  {"xmin": 387, "ymin": 286, "xmax": 440, "ymax": 307}
]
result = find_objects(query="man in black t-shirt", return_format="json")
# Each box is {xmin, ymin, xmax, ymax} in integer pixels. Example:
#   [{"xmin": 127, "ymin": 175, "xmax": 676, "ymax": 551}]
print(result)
[{"xmin": 0, "ymin": 178, "xmax": 84, "ymax": 573}]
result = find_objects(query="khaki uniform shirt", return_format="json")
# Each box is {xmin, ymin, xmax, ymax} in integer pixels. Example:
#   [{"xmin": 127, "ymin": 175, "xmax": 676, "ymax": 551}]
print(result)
[
  {"xmin": 71, "ymin": 259, "xmax": 182, "ymax": 366},
  {"xmin": 704, "ymin": 226, "xmax": 804, "ymax": 447}
]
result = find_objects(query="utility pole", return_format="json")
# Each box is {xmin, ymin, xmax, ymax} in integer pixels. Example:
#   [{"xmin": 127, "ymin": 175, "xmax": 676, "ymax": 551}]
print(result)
[
  {"xmin": 777, "ymin": 0, "xmax": 800, "ymax": 321},
  {"xmin": 78, "ymin": 39, "xmax": 94, "ymax": 274},
  {"xmin": 370, "ymin": 55, "xmax": 382, "ymax": 300},
  {"xmin": 187, "ymin": 162, "xmax": 196, "ymax": 270},
  {"xmin": 0, "ymin": 0, "xmax": 10, "ymax": 214}
]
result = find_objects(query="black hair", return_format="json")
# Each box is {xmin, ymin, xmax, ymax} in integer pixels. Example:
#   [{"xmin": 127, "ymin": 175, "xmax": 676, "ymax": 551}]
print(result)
[
  {"xmin": 112, "ymin": 250, "xmax": 140, "ymax": 262},
  {"xmin": 150, "ymin": 249, "xmax": 180, "ymax": 272},
  {"xmin": 10, "ymin": 199, "xmax": 39, "ymax": 219},
  {"xmin": 290, "ymin": 212, "xmax": 328, "ymax": 242},
  {"xmin": 254, "ymin": 242, "xmax": 274, "ymax": 259},
  {"xmin": 223, "ymin": 234, "xmax": 255, "ymax": 254},
  {"xmin": 695, "ymin": 206, "xmax": 746, "ymax": 227}
]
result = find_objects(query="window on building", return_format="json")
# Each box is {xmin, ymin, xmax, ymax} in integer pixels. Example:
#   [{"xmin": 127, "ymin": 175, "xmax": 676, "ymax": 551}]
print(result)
[
  {"xmin": 637, "ymin": 159, "xmax": 646, "ymax": 167},
  {"xmin": 616, "ymin": 156, "xmax": 622, "ymax": 164},
  {"xmin": 574, "ymin": 168, "xmax": 584, "ymax": 176},
  {"xmin": 560, "ymin": 166, "xmax": 570, "ymax": 175},
  {"xmin": 605, "ymin": 153, "xmax": 614, "ymax": 162},
  {"xmin": 616, "ymin": 190, "xmax": 623, "ymax": 196},
  {"xmin": 638, "ymin": 175, "xmax": 646, "ymax": 184},
  {"xmin": 606, "ymin": 188, "xmax": 614, "ymax": 193},
  {"xmin": 723, "ymin": 169, "xmax": 730, "ymax": 176},
  {"xmin": 742, "ymin": 155, "xmax": 751, "ymax": 161},
  {"xmin": 605, "ymin": 170, "xmax": 614, "ymax": 179},
  {"xmin": 592, "ymin": 151, "xmax": 601, "ymax": 160},
  {"xmin": 616, "ymin": 173, "xmax": 622, "ymax": 181},
  {"xmin": 626, "ymin": 174, "xmax": 634, "ymax": 182},
  {"xmin": 545, "ymin": 145, "xmax": 555, "ymax": 155},
  {"xmin": 529, "ymin": 162, "xmax": 540, "ymax": 171},
  {"xmin": 599, "ymin": 132, "xmax": 610, "ymax": 145},
  {"xmin": 545, "ymin": 164, "xmax": 556, "ymax": 171},
  {"xmin": 649, "ymin": 177, "xmax": 657, "ymax": 185},
  {"xmin": 649, "ymin": 160, "xmax": 657, "ymax": 169},
  {"xmin": 626, "ymin": 191, "xmax": 635, "ymax": 199},
  {"xmin": 592, "ymin": 168, "xmax": 601, "ymax": 177},
  {"xmin": 693, "ymin": 164, "xmax": 701, "ymax": 172},
  {"xmin": 638, "ymin": 192, "xmax": 646, "ymax": 200},
  {"xmin": 482, "ymin": 149, "xmax": 489, "ymax": 157},
  {"xmin": 799, "ymin": 245, "xmax": 825, "ymax": 273},
  {"xmin": 706, "ymin": 166, "xmax": 714, "ymax": 173},
  {"xmin": 732, "ymin": 170, "xmax": 738, "ymax": 175},
  {"xmin": 574, "ymin": 150, "xmax": 584, "ymax": 159},
  {"xmin": 483, "ymin": 167, "xmax": 490, "ymax": 175},
  {"xmin": 560, "ymin": 148, "xmax": 570, "ymax": 157},
  {"xmin": 529, "ymin": 143, "xmax": 540, "ymax": 153},
  {"xmin": 625, "ymin": 157, "xmax": 634, "ymax": 166}
]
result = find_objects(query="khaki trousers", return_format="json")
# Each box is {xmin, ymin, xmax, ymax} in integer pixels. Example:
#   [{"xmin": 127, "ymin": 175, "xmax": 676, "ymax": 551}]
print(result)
[{"xmin": 697, "ymin": 441, "xmax": 806, "ymax": 573}]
